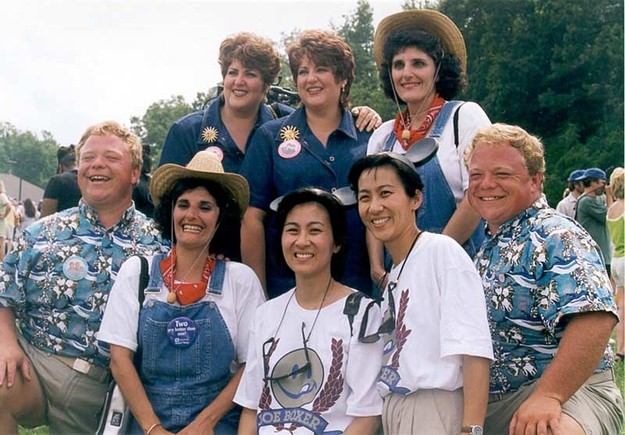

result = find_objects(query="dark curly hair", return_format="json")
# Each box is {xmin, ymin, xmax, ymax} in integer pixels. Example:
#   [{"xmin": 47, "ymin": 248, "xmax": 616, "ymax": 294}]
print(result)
[
  {"xmin": 275, "ymin": 187, "xmax": 348, "ymax": 280},
  {"xmin": 379, "ymin": 29, "xmax": 466, "ymax": 102},
  {"xmin": 287, "ymin": 30, "xmax": 355, "ymax": 108},
  {"xmin": 153, "ymin": 179, "xmax": 240, "ymax": 256},
  {"xmin": 219, "ymin": 32, "xmax": 281, "ymax": 87}
]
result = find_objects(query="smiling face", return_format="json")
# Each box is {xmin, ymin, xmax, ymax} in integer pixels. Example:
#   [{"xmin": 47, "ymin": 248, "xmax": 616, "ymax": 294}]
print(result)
[
  {"xmin": 173, "ymin": 186, "xmax": 220, "ymax": 252},
  {"xmin": 222, "ymin": 58, "xmax": 268, "ymax": 113},
  {"xmin": 296, "ymin": 55, "xmax": 345, "ymax": 112},
  {"xmin": 281, "ymin": 202, "xmax": 340, "ymax": 280},
  {"xmin": 391, "ymin": 46, "xmax": 437, "ymax": 109},
  {"xmin": 77, "ymin": 133, "xmax": 139, "ymax": 212},
  {"xmin": 356, "ymin": 166, "xmax": 421, "ymax": 255},
  {"xmin": 468, "ymin": 142, "xmax": 543, "ymax": 234}
]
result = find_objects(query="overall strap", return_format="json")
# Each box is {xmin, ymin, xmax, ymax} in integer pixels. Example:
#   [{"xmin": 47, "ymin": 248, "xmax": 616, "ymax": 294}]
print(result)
[
  {"xmin": 429, "ymin": 100, "xmax": 462, "ymax": 139},
  {"xmin": 382, "ymin": 128, "xmax": 397, "ymax": 152},
  {"xmin": 147, "ymin": 253, "xmax": 167, "ymax": 290},
  {"xmin": 207, "ymin": 258, "xmax": 227, "ymax": 295}
]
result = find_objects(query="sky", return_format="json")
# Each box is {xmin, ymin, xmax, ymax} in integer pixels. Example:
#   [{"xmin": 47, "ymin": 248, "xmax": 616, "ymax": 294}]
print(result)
[{"xmin": 0, "ymin": 0, "xmax": 404, "ymax": 146}]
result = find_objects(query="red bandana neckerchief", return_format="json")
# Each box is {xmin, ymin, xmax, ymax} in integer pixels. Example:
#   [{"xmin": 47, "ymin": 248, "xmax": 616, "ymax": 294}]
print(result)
[
  {"xmin": 393, "ymin": 93, "xmax": 445, "ymax": 150},
  {"xmin": 160, "ymin": 246, "xmax": 216, "ymax": 306}
]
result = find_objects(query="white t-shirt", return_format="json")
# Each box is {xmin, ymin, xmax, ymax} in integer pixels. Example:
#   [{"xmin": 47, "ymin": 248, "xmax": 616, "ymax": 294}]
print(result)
[
  {"xmin": 367, "ymin": 101, "xmax": 491, "ymax": 203},
  {"xmin": 98, "ymin": 255, "xmax": 265, "ymax": 364},
  {"xmin": 377, "ymin": 232, "xmax": 493, "ymax": 396},
  {"xmin": 234, "ymin": 288, "xmax": 383, "ymax": 434}
]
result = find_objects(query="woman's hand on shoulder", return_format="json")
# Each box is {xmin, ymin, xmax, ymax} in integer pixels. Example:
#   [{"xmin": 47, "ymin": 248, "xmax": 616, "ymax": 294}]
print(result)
[{"xmin": 352, "ymin": 106, "xmax": 382, "ymax": 132}]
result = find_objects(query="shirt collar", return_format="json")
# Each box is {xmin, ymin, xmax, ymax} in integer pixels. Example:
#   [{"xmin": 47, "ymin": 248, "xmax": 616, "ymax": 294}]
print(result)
[
  {"xmin": 79, "ymin": 200, "xmax": 137, "ymax": 230},
  {"xmin": 273, "ymin": 107, "xmax": 357, "ymax": 141},
  {"xmin": 486, "ymin": 196, "xmax": 550, "ymax": 238}
]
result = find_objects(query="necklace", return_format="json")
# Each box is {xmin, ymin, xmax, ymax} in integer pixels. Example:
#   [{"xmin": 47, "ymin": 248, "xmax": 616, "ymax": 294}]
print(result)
[
  {"xmin": 272, "ymin": 275, "xmax": 333, "ymax": 343},
  {"xmin": 392, "ymin": 230, "xmax": 423, "ymax": 284},
  {"xmin": 160, "ymin": 247, "xmax": 214, "ymax": 305}
]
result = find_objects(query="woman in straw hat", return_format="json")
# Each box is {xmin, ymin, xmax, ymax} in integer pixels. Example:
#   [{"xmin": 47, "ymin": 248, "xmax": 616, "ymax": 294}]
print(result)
[
  {"xmin": 99, "ymin": 150, "xmax": 265, "ymax": 434},
  {"xmin": 235, "ymin": 187, "xmax": 383, "ymax": 434},
  {"xmin": 240, "ymin": 30, "xmax": 377, "ymax": 300},
  {"xmin": 366, "ymin": 9, "xmax": 491, "ymax": 288}
]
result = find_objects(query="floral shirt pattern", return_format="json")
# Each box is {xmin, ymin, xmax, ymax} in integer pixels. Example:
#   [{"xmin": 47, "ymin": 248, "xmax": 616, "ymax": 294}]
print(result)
[
  {"xmin": 475, "ymin": 197, "xmax": 617, "ymax": 394},
  {"xmin": 0, "ymin": 201, "xmax": 167, "ymax": 367}
]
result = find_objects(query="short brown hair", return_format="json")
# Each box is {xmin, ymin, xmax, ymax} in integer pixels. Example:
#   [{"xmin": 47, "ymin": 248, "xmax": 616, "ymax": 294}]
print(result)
[
  {"xmin": 76, "ymin": 121, "xmax": 142, "ymax": 169},
  {"xmin": 218, "ymin": 32, "xmax": 281, "ymax": 87},
  {"xmin": 287, "ymin": 30, "xmax": 355, "ymax": 108}
]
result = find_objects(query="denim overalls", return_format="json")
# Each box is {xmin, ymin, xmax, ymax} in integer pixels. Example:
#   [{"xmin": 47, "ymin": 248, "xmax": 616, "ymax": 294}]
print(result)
[
  {"xmin": 129, "ymin": 254, "xmax": 239, "ymax": 434},
  {"xmin": 382, "ymin": 101, "xmax": 485, "ymax": 257}
]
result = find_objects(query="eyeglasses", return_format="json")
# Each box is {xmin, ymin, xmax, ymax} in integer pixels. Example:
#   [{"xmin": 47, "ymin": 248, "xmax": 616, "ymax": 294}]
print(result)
[
  {"xmin": 263, "ymin": 322, "xmax": 312, "ymax": 382},
  {"xmin": 358, "ymin": 281, "xmax": 398, "ymax": 343}
]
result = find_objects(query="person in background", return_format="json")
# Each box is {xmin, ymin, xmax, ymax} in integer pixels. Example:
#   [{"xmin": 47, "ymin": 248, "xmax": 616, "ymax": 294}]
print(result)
[
  {"xmin": 0, "ymin": 181, "xmax": 11, "ymax": 261},
  {"xmin": 466, "ymin": 123, "xmax": 623, "ymax": 435},
  {"xmin": 241, "ymin": 30, "xmax": 377, "ymax": 299},
  {"xmin": 132, "ymin": 144, "xmax": 155, "ymax": 218},
  {"xmin": 3, "ymin": 198, "xmax": 18, "ymax": 254},
  {"xmin": 236, "ymin": 188, "xmax": 382, "ymax": 434},
  {"xmin": 607, "ymin": 167, "xmax": 624, "ymax": 361},
  {"xmin": 555, "ymin": 169, "xmax": 586, "ymax": 218},
  {"xmin": 575, "ymin": 167, "xmax": 612, "ymax": 275},
  {"xmin": 0, "ymin": 121, "xmax": 167, "ymax": 434},
  {"xmin": 99, "ymin": 150, "xmax": 264, "ymax": 434},
  {"xmin": 41, "ymin": 145, "xmax": 81, "ymax": 217},
  {"xmin": 349, "ymin": 153, "xmax": 492, "ymax": 435},
  {"xmin": 19, "ymin": 198, "xmax": 39, "ymax": 230},
  {"xmin": 366, "ymin": 9, "xmax": 490, "ymax": 290}
]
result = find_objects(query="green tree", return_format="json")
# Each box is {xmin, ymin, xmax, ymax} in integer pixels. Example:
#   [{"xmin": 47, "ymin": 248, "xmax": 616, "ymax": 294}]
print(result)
[
  {"xmin": 130, "ymin": 95, "xmax": 194, "ymax": 165},
  {"xmin": 0, "ymin": 122, "xmax": 58, "ymax": 188},
  {"xmin": 440, "ymin": 0, "xmax": 623, "ymax": 205},
  {"xmin": 336, "ymin": 0, "xmax": 395, "ymax": 119}
]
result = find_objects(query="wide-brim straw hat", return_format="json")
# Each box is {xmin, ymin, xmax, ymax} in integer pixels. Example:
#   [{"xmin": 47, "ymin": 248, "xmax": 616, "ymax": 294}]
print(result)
[
  {"xmin": 373, "ymin": 9, "xmax": 467, "ymax": 72},
  {"xmin": 150, "ymin": 150, "xmax": 249, "ymax": 217}
]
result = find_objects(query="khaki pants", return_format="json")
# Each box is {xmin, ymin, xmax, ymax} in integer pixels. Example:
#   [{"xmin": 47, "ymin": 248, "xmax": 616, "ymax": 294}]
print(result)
[
  {"xmin": 486, "ymin": 370, "xmax": 623, "ymax": 435},
  {"xmin": 20, "ymin": 337, "xmax": 110, "ymax": 434},
  {"xmin": 382, "ymin": 388, "xmax": 463, "ymax": 434}
]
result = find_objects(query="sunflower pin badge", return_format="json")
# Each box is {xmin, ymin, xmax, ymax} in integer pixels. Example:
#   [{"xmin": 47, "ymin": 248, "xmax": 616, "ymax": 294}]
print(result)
[
  {"xmin": 201, "ymin": 126, "xmax": 219, "ymax": 144},
  {"xmin": 278, "ymin": 125, "xmax": 302, "ymax": 159}
]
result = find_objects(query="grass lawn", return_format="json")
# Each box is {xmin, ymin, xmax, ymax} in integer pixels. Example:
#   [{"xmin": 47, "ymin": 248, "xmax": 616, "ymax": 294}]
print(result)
[{"xmin": 18, "ymin": 360, "xmax": 625, "ymax": 435}]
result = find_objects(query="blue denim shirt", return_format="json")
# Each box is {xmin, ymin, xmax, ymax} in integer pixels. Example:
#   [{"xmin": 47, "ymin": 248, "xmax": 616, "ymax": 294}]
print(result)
[
  {"xmin": 474, "ymin": 197, "xmax": 617, "ymax": 394},
  {"xmin": 159, "ymin": 97, "xmax": 294, "ymax": 173},
  {"xmin": 0, "ymin": 201, "xmax": 168, "ymax": 367},
  {"xmin": 241, "ymin": 107, "xmax": 372, "ymax": 297}
]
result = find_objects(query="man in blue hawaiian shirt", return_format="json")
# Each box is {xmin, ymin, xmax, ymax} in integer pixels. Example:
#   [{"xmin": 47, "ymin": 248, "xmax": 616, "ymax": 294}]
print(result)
[
  {"xmin": 0, "ymin": 121, "xmax": 167, "ymax": 434},
  {"xmin": 465, "ymin": 123, "xmax": 623, "ymax": 435}
]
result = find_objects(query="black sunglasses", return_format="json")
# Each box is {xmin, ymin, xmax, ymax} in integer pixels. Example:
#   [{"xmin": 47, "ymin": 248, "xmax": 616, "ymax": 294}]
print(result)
[
  {"xmin": 263, "ymin": 322, "xmax": 312, "ymax": 382},
  {"xmin": 358, "ymin": 281, "xmax": 398, "ymax": 343}
]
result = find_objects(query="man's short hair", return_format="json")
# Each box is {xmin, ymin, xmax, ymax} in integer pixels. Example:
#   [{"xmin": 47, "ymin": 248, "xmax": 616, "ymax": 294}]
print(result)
[
  {"xmin": 465, "ymin": 123, "xmax": 545, "ymax": 176},
  {"xmin": 76, "ymin": 121, "xmax": 142, "ymax": 169}
]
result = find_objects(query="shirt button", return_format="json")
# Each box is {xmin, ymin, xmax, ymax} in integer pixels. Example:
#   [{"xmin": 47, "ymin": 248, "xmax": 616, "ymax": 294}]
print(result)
[{"xmin": 329, "ymin": 156, "xmax": 335, "ymax": 162}]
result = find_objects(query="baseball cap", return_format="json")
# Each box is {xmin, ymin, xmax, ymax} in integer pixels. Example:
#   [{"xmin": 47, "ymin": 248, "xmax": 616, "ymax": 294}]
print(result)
[
  {"xmin": 583, "ymin": 167, "xmax": 606, "ymax": 180},
  {"xmin": 568, "ymin": 169, "xmax": 586, "ymax": 181}
]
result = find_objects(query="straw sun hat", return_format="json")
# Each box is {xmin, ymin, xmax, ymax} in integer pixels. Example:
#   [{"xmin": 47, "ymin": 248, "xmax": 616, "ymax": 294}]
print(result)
[
  {"xmin": 373, "ymin": 9, "xmax": 467, "ymax": 72},
  {"xmin": 150, "ymin": 150, "xmax": 249, "ymax": 217}
]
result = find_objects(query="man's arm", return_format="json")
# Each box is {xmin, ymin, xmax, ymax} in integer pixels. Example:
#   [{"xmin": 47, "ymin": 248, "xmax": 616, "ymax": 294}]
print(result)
[
  {"xmin": 509, "ymin": 311, "xmax": 617, "ymax": 435},
  {"xmin": 443, "ymin": 196, "xmax": 482, "ymax": 245},
  {"xmin": 0, "ymin": 307, "xmax": 31, "ymax": 387}
]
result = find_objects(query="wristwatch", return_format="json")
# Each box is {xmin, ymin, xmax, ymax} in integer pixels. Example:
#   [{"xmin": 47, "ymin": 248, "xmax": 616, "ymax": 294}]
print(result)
[{"xmin": 461, "ymin": 426, "xmax": 483, "ymax": 435}]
